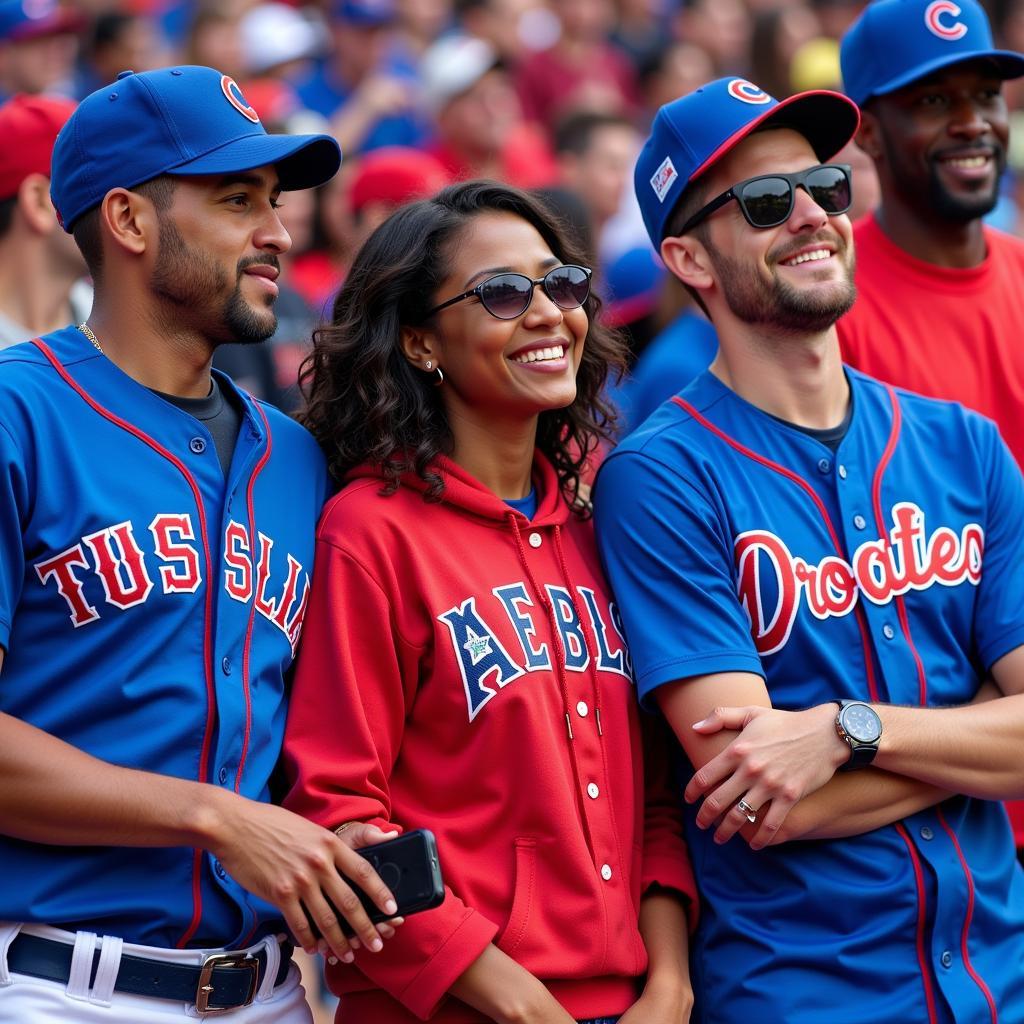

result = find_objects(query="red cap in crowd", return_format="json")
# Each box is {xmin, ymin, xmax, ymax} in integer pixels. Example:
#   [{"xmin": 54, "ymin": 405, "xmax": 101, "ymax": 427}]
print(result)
[
  {"xmin": 348, "ymin": 147, "xmax": 451, "ymax": 215},
  {"xmin": 0, "ymin": 93, "xmax": 76, "ymax": 201}
]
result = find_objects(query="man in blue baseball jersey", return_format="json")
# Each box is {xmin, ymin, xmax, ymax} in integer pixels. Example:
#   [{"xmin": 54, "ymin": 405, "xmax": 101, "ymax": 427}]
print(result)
[
  {"xmin": 595, "ymin": 76, "xmax": 1024, "ymax": 1023},
  {"xmin": 0, "ymin": 66, "xmax": 402, "ymax": 1022}
]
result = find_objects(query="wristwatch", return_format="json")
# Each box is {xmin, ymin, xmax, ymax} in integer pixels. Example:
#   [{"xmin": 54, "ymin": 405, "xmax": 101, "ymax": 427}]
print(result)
[{"xmin": 832, "ymin": 700, "xmax": 882, "ymax": 771}]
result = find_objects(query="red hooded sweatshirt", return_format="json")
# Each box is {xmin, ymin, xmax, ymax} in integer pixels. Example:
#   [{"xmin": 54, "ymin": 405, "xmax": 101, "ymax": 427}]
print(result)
[{"xmin": 283, "ymin": 452, "xmax": 696, "ymax": 1023}]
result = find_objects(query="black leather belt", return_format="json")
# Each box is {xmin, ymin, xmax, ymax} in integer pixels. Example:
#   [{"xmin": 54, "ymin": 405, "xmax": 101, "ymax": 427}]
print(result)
[{"xmin": 8, "ymin": 932, "xmax": 294, "ymax": 1014}]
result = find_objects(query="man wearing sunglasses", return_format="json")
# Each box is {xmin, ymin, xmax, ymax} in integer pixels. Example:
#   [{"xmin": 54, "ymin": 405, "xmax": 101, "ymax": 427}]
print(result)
[{"xmin": 594, "ymin": 76, "xmax": 1024, "ymax": 1022}]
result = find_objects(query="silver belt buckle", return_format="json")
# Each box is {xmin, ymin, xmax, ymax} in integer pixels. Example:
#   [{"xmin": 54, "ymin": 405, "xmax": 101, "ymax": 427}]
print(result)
[{"xmin": 195, "ymin": 951, "xmax": 259, "ymax": 1014}]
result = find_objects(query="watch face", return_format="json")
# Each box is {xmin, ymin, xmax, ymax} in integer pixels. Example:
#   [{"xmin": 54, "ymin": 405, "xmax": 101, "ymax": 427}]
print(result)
[{"xmin": 842, "ymin": 703, "xmax": 882, "ymax": 743}]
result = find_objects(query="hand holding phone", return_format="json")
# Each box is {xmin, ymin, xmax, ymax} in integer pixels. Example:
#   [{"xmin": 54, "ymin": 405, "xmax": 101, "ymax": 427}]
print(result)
[{"xmin": 313, "ymin": 828, "xmax": 445, "ymax": 938}]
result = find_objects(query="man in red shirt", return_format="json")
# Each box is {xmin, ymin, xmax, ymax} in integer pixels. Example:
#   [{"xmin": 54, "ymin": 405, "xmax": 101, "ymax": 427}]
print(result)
[{"xmin": 838, "ymin": 0, "xmax": 1024, "ymax": 848}]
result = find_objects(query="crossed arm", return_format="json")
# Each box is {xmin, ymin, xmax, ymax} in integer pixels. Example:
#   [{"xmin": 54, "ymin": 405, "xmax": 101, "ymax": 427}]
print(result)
[{"xmin": 655, "ymin": 649, "xmax": 1024, "ymax": 849}]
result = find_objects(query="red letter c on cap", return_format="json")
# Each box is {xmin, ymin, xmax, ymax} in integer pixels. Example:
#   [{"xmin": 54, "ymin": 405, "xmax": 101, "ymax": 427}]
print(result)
[{"xmin": 925, "ymin": 0, "xmax": 968, "ymax": 40}]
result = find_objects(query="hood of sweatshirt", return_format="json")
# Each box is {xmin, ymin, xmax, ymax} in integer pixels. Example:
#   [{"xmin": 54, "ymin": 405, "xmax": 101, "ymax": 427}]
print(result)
[{"xmin": 345, "ymin": 450, "xmax": 575, "ymax": 530}]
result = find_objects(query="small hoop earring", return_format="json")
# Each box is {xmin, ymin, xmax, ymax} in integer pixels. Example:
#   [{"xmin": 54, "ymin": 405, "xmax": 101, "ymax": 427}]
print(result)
[{"xmin": 433, "ymin": 365, "xmax": 444, "ymax": 386}]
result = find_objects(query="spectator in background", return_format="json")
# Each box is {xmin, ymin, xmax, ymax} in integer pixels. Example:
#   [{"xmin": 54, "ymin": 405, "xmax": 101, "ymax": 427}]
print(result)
[
  {"xmin": 670, "ymin": 0, "xmax": 751, "ymax": 78},
  {"xmin": 555, "ymin": 110, "xmax": 641, "ymax": 253},
  {"xmin": 238, "ymin": 3, "xmax": 328, "ymax": 85},
  {"xmin": 292, "ymin": 0, "xmax": 429, "ymax": 154},
  {"xmin": 0, "ymin": 0, "xmax": 80, "ymax": 101},
  {"xmin": 516, "ymin": 0, "xmax": 639, "ymax": 134},
  {"xmin": 76, "ymin": 10, "xmax": 169, "ymax": 99},
  {"xmin": 0, "ymin": 93, "xmax": 85, "ymax": 349},
  {"xmin": 346, "ymin": 145, "xmax": 450, "ymax": 248},
  {"xmin": 182, "ymin": 0, "xmax": 247, "ymax": 81},
  {"xmin": 455, "ymin": 0, "xmax": 558, "ymax": 68},
  {"xmin": 423, "ymin": 34, "xmax": 558, "ymax": 187},
  {"xmin": 637, "ymin": 40, "xmax": 716, "ymax": 119},
  {"xmin": 394, "ymin": 0, "xmax": 452, "ymax": 57},
  {"xmin": 749, "ymin": 3, "xmax": 822, "ymax": 99}
]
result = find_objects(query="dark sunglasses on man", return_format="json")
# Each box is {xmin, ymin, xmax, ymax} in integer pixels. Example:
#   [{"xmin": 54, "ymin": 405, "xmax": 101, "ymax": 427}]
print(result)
[
  {"xmin": 679, "ymin": 164, "xmax": 853, "ymax": 235},
  {"xmin": 427, "ymin": 264, "xmax": 593, "ymax": 321}
]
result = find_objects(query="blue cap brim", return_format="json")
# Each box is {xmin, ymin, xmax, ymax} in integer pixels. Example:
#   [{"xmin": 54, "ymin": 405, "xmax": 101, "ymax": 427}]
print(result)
[
  {"xmin": 689, "ymin": 90, "xmax": 860, "ymax": 189},
  {"xmin": 860, "ymin": 49, "xmax": 1024, "ymax": 103},
  {"xmin": 165, "ymin": 133, "xmax": 342, "ymax": 191}
]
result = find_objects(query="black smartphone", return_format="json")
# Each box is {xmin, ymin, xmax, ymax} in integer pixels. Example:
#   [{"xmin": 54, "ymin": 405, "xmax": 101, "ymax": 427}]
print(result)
[{"xmin": 323, "ymin": 828, "xmax": 445, "ymax": 937}]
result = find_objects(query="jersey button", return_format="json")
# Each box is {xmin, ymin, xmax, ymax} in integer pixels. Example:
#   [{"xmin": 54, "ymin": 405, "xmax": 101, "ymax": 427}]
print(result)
[
  {"xmin": 600, "ymin": 864, "xmax": 612, "ymax": 881},
  {"xmin": 587, "ymin": 782, "xmax": 600, "ymax": 799},
  {"xmin": 853, "ymin": 514, "xmax": 867, "ymax": 530},
  {"xmin": 189, "ymin": 437, "xmax": 207, "ymax": 454},
  {"xmin": 221, "ymin": 656, "xmax": 232, "ymax": 675},
  {"xmin": 817, "ymin": 458, "xmax": 831, "ymax": 474},
  {"xmin": 882, "ymin": 624, "xmax": 895, "ymax": 640},
  {"xmin": 920, "ymin": 826, "xmax": 934, "ymax": 841},
  {"xmin": 218, "ymin": 766, "xmax": 229, "ymax": 785},
  {"xmin": 576, "ymin": 701, "xmax": 589, "ymax": 717},
  {"xmin": 838, "ymin": 464, "xmax": 848, "ymax": 479},
  {"xmin": 940, "ymin": 950, "xmax": 953, "ymax": 969},
  {"xmin": 528, "ymin": 532, "xmax": 542, "ymax": 548}
]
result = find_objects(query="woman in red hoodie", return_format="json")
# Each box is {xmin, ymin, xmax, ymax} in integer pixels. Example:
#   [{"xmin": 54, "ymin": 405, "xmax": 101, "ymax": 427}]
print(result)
[{"xmin": 284, "ymin": 181, "xmax": 696, "ymax": 1024}]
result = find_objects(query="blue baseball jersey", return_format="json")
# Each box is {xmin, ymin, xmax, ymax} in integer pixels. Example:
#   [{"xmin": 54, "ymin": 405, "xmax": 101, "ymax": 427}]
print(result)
[
  {"xmin": 0, "ymin": 326, "xmax": 330, "ymax": 949},
  {"xmin": 594, "ymin": 367, "xmax": 1024, "ymax": 1024}
]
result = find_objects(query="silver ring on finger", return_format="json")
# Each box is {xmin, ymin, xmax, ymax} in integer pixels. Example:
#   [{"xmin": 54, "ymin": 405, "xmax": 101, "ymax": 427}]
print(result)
[{"xmin": 736, "ymin": 798, "xmax": 758, "ymax": 824}]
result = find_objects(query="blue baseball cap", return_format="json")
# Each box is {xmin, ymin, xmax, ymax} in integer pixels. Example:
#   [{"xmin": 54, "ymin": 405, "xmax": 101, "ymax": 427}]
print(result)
[
  {"xmin": 841, "ymin": 0, "xmax": 1024, "ymax": 107},
  {"xmin": 634, "ymin": 77, "xmax": 860, "ymax": 247},
  {"xmin": 50, "ymin": 65, "xmax": 342, "ymax": 232}
]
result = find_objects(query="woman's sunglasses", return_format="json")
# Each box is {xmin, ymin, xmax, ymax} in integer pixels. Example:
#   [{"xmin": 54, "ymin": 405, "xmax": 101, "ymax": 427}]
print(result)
[
  {"xmin": 679, "ymin": 164, "xmax": 853, "ymax": 235},
  {"xmin": 426, "ymin": 264, "xmax": 593, "ymax": 321}
]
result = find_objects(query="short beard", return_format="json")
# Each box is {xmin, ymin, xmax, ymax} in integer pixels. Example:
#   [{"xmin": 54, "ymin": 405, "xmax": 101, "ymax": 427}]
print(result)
[
  {"xmin": 708, "ymin": 233, "xmax": 857, "ymax": 334},
  {"xmin": 151, "ymin": 217, "xmax": 278, "ymax": 346},
  {"xmin": 927, "ymin": 147, "xmax": 1006, "ymax": 223}
]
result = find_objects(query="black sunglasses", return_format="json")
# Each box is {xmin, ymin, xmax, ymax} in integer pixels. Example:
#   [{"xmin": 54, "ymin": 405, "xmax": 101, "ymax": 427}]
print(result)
[
  {"xmin": 427, "ymin": 264, "xmax": 593, "ymax": 321},
  {"xmin": 679, "ymin": 164, "xmax": 853, "ymax": 235}
]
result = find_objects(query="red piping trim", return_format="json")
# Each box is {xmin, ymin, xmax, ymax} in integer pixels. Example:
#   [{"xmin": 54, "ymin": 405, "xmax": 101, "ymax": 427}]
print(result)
[
  {"xmin": 31, "ymin": 339, "xmax": 217, "ymax": 949},
  {"xmin": 895, "ymin": 822, "xmax": 941, "ymax": 1024},
  {"xmin": 872, "ymin": 391, "xmax": 996, "ymax": 1017},
  {"xmin": 869, "ymin": 386, "xmax": 929, "ymax": 706},
  {"xmin": 671, "ymin": 395, "xmax": 881, "ymax": 701},
  {"xmin": 234, "ymin": 401, "xmax": 273, "ymax": 794},
  {"xmin": 937, "ymin": 808, "xmax": 999, "ymax": 1023}
]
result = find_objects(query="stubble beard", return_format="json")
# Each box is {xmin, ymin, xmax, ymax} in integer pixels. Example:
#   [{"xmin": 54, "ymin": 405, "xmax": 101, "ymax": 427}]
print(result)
[
  {"xmin": 708, "ymin": 233, "xmax": 857, "ymax": 335},
  {"xmin": 150, "ymin": 217, "xmax": 278, "ymax": 346}
]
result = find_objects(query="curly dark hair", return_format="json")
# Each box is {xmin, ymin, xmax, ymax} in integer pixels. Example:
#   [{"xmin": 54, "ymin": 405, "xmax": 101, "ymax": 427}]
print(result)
[{"xmin": 300, "ymin": 180, "xmax": 627, "ymax": 508}]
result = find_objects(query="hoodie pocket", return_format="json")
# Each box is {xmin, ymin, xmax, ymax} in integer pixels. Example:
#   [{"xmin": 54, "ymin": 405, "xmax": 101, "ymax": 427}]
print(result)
[{"xmin": 497, "ymin": 837, "xmax": 537, "ymax": 957}]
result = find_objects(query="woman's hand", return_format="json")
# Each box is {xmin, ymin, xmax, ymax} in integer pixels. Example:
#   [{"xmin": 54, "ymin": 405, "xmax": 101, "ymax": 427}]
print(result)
[
  {"xmin": 450, "ymin": 944, "xmax": 576, "ymax": 1024},
  {"xmin": 618, "ymin": 973, "xmax": 694, "ymax": 1024}
]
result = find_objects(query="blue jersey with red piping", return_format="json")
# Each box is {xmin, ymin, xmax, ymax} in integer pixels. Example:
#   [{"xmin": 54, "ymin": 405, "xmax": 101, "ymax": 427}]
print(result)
[
  {"xmin": 594, "ymin": 367, "xmax": 1024, "ymax": 1024},
  {"xmin": 0, "ymin": 325, "xmax": 330, "ymax": 949}
]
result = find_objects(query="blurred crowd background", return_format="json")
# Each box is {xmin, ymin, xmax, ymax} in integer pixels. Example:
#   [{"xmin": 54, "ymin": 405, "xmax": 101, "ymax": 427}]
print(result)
[{"xmin": 2, "ymin": 0, "xmax": 1023, "ymax": 413}]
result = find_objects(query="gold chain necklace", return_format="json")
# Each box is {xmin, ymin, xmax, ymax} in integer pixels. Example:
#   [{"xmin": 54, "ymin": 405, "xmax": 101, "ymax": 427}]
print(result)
[{"xmin": 77, "ymin": 322, "xmax": 103, "ymax": 353}]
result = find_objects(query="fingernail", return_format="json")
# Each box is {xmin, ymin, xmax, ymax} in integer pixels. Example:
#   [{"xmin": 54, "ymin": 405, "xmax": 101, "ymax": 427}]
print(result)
[
  {"xmin": 342, "ymin": 951, "xmax": 355, "ymax": 964},
  {"xmin": 328, "ymin": 956, "xmax": 339, "ymax": 965},
  {"xmin": 370, "ymin": 937, "xmax": 383, "ymax": 952},
  {"xmin": 692, "ymin": 719, "xmax": 707, "ymax": 728},
  {"xmin": 385, "ymin": 899, "xmax": 398, "ymax": 915},
  {"xmin": 304, "ymin": 946, "xmax": 315, "ymax": 956}
]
